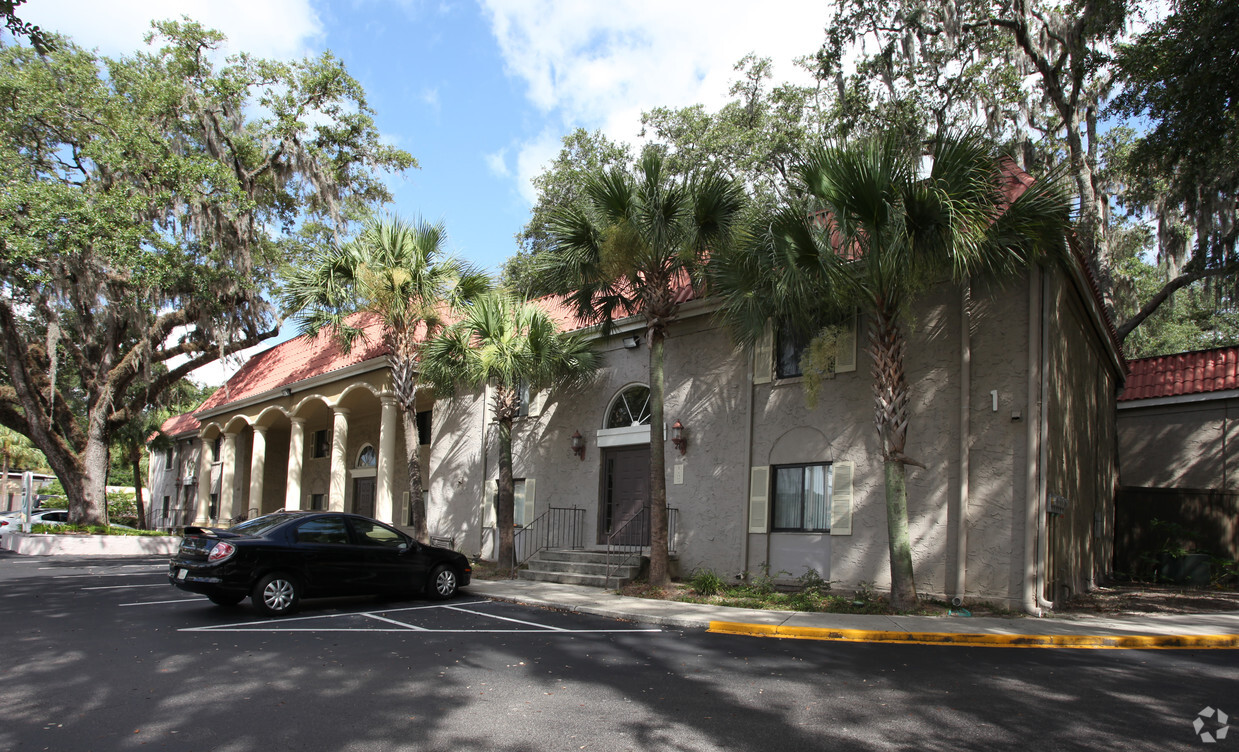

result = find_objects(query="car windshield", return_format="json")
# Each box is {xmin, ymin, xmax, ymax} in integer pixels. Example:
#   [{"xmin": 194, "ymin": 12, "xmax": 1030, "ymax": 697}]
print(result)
[{"xmin": 229, "ymin": 513, "xmax": 293, "ymax": 536}]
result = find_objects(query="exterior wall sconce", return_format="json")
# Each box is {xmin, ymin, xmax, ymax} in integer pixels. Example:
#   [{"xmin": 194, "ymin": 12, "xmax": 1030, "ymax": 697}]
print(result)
[
  {"xmin": 671, "ymin": 419, "xmax": 687, "ymax": 455},
  {"xmin": 622, "ymin": 335, "xmax": 641, "ymax": 349},
  {"xmin": 571, "ymin": 430, "xmax": 586, "ymax": 460}
]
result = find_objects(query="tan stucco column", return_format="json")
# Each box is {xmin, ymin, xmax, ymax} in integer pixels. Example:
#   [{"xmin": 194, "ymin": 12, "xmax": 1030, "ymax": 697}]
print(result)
[
  {"xmin": 376, "ymin": 395, "xmax": 398, "ymax": 524},
  {"xmin": 328, "ymin": 407, "xmax": 350, "ymax": 512},
  {"xmin": 247, "ymin": 426, "xmax": 267, "ymax": 518},
  {"xmin": 285, "ymin": 418, "xmax": 306, "ymax": 510},
  {"xmin": 194, "ymin": 436, "xmax": 213, "ymax": 525},
  {"xmin": 219, "ymin": 430, "xmax": 238, "ymax": 522}
]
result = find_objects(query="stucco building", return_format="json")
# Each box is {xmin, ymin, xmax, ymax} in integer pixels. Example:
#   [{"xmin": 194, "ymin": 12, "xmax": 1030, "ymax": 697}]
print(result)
[{"xmin": 150, "ymin": 241, "xmax": 1123, "ymax": 612}]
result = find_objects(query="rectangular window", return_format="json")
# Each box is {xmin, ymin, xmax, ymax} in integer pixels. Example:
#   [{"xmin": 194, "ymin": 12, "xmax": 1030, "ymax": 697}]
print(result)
[
  {"xmin": 771, "ymin": 463, "xmax": 832, "ymax": 532},
  {"xmin": 490, "ymin": 479, "xmax": 527, "ymax": 526},
  {"xmin": 776, "ymin": 320, "xmax": 812, "ymax": 379},
  {"xmin": 312, "ymin": 429, "xmax": 329, "ymax": 459},
  {"xmin": 516, "ymin": 381, "xmax": 530, "ymax": 418},
  {"xmin": 416, "ymin": 410, "xmax": 432, "ymax": 446},
  {"xmin": 164, "ymin": 448, "xmax": 173, "ymax": 470},
  {"xmin": 309, "ymin": 493, "xmax": 326, "ymax": 511}
]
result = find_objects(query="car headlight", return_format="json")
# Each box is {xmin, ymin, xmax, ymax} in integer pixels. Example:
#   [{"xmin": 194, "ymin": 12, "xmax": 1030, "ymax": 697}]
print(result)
[{"xmin": 207, "ymin": 541, "xmax": 236, "ymax": 563}]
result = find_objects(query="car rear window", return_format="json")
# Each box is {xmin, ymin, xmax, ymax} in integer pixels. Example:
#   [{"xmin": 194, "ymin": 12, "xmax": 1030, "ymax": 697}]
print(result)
[{"xmin": 230, "ymin": 514, "xmax": 292, "ymax": 536}]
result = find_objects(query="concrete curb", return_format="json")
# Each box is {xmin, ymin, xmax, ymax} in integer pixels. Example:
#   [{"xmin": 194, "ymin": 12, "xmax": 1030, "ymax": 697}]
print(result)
[{"xmin": 707, "ymin": 621, "xmax": 1239, "ymax": 649}]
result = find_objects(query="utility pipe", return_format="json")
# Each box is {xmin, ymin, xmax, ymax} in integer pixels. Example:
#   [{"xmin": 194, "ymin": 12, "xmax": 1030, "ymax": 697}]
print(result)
[
  {"xmin": 1022, "ymin": 269, "xmax": 1044, "ymax": 617},
  {"xmin": 953, "ymin": 281, "xmax": 971, "ymax": 602},
  {"xmin": 1037, "ymin": 271, "xmax": 1055, "ymax": 611}
]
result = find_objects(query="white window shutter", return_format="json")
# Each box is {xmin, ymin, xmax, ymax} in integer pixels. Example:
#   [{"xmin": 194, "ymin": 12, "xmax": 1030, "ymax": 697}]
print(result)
[
  {"xmin": 748, "ymin": 465, "xmax": 770, "ymax": 533},
  {"xmin": 830, "ymin": 461, "xmax": 854, "ymax": 536},
  {"xmin": 402, "ymin": 491, "xmax": 411, "ymax": 526},
  {"xmin": 523, "ymin": 478, "xmax": 536, "ymax": 524},
  {"xmin": 753, "ymin": 320, "xmax": 773, "ymax": 385},
  {"xmin": 835, "ymin": 314, "xmax": 858, "ymax": 373},
  {"xmin": 484, "ymin": 480, "xmax": 497, "ymax": 527}
]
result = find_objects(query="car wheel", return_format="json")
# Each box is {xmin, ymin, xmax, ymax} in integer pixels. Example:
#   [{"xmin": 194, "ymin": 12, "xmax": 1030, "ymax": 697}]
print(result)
[
  {"xmin": 208, "ymin": 592, "xmax": 245, "ymax": 607},
  {"xmin": 426, "ymin": 565, "xmax": 458, "ymax": 600},
  {"xmin": 252, "ymin": 572, "xmax": 301, "ymax": 616}
]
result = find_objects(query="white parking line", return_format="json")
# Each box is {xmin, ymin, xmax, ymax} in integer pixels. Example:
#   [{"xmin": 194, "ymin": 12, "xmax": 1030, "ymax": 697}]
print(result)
[
  {"xmin": 55, "ymin": 571, "xmax": 167, "ymax": 579},
  {"xmin": 363, "ymin": 613, "xmax": 428, "ymax": 630},
  {"xmin": 443, "ymin": 605, "xmax": 569, "ymax": 631},
  {"xmin": 121, "ymin": 598, "xmax": 206, "ymax": 606},
  {"xmin": 83, "ymin": 583, "xmax": 168, "ymax": 590}
]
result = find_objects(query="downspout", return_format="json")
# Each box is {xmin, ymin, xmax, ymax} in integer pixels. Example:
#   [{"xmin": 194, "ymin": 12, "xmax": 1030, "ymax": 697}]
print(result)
[
  {"xmin": 1022, "ymin": 269, "xmax": 1044, "ymax": 617},
  {"xmin": 1037, "ymin": 272, "xmax": 1055, "ymax": 611},
  {"xmin": 739, "ymin": 345, "xmax": 755, "ymax": 578},
  {"xmin": 953, "ymin": 281, "xmax": 971, "ymax": 604},
  {"xmin": 478, "ymin": 388, "xmax": 490, "ymax": 559}
]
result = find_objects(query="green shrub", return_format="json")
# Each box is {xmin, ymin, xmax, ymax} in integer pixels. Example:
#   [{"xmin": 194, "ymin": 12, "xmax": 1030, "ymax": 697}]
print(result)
[{"xmin": 689, "ymin": 568, "xmax": 725, "ymax": 597}]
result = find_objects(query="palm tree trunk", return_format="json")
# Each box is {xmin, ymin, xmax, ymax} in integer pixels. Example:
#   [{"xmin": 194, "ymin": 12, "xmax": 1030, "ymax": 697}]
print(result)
[
  {"xmin": 402, "ymin": 407, "xmax": 427, "ymax": 542},
  {"xmin": 870, "ymin": 306, "xmax": 918, "ymax": 610},
  {"xmin": 496, "ymin": 416, "xmax": 516, "ymax": 573},
  {"xmin": 647, "ymin": 329, "xmax": 670, "ymax": 588}
]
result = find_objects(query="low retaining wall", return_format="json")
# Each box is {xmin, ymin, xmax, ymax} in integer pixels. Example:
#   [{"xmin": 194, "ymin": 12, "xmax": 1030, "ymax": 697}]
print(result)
[{"xmin": 1, "ymin": 532, "xmax": 181, "ymax": 557}]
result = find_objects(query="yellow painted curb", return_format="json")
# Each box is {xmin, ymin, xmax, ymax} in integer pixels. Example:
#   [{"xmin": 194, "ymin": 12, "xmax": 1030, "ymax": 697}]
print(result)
[{"xmin": 707, "ymin": 621, "xmax": 1239, "ymax": 650}]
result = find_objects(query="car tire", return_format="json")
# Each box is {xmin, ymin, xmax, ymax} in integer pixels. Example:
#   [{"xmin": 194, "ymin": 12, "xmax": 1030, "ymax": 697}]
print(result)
[
  {"xmin": 426, "ymin": 565, "xmax": 458, "ymax": 600},
  {"xmin": 208, "ymin": 592, "xmax": 245, "ymax": 607},
  {"xmin": 252, "ymin": 572, "xmax": 301, "ymax": 616}
]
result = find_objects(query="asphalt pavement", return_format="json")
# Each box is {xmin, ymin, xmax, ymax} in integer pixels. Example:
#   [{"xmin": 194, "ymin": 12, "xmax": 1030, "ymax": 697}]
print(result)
[{"xmin": 465, "ymin": 578, "xmax": 1239, "ymax": 649}]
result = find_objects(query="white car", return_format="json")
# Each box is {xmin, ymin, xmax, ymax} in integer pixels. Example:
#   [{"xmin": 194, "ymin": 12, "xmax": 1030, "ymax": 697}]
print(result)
[{"xmin": 0, "ymin": 509, "xmax": 70, "ymax": 535}]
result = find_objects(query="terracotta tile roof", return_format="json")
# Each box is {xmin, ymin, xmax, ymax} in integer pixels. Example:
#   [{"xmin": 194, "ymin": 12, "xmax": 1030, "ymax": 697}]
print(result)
[
  {"xmin": 159, "ymin": 412, "xmax": 201, "ymax": 438},
  {"xmin": 197, "ymin": 313, "xmax": 390, "ymax": 414},
  {"xmin": 1119, "ymin": 346, "xmax": 1239, "ymax": 402}
]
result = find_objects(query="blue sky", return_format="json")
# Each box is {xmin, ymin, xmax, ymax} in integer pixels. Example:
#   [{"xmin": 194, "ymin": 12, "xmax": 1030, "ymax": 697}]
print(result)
[{"xmin": 17, "ymin": 0, "xmax": 827, "ymax": 381}]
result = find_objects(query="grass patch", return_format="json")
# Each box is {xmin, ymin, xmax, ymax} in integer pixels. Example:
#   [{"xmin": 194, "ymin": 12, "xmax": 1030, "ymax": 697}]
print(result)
[{"xmin": 29, "ymin": 524, "xmax": 170, "ymax": 537}]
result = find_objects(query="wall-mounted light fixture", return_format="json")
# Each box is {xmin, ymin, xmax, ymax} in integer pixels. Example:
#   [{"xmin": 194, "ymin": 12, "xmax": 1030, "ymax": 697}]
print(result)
[
  {"xmin": 622, "ymin": 335, "xmax": 641, "ymax": 349},
  {"xmin": 571, "ymin": 430, "xmax": 585, "ymax": 460},
  {"xmin": 671, "ymin": 419, "xmax": 687, "ymax": 455},
  {"xmin": 281, "ymin": 387, "xmax": 293, "ymax": 398}
]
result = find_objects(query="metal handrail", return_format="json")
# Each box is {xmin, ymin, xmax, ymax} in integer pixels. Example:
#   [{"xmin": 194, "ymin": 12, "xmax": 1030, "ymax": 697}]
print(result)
[
  {"xmin": 604, "ymin": 506, "xmax": 679, "ymax": 587},
  {"xmin": 514, "ymin": 506, "xmax": 586, "ymax": 567}
]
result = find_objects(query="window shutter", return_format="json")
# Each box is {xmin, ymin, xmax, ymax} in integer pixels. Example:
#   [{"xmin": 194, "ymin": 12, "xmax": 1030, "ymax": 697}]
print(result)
[
  {"xmin": 402, "ymin": 491, "xmax": 411, "ymax": 526},
  {"xmin": 526, "ymin": 389, "xmax": 545, "ymax": 418},
  {"xmin": 835, "ymin": 314, "xmax": 858, "ymax": 373},
  {"xmin": 484, "ymin": 480, "xmax": 497, "ymax": 527},
  {"xmin": 748, "ymin": 465, "xmax": 770, "ymax": 533},
  {"xmin": 753, "ymin": 320, "xmax": 773, "ymax": 385},
  {"xmin": 523, "ymin": 478, "xmax": 536, "ymax": 524},
  {"xmin": 830, "ymin": 461, "xmax": 854, "ymax": 535}
]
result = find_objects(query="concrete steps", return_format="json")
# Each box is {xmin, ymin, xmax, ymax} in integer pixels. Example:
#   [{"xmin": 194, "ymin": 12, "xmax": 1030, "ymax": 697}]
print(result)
[{"xmin": 518, "ymin": 548, "xmax": 645, "ymax": 588}]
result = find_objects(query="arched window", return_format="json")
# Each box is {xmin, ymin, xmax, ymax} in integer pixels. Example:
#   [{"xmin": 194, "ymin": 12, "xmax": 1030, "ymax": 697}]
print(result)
[
  {"xmin": 605, "ymin": 386, "xmax": 651, "ymax": 428},
  {"xmin": 356, "ymin": 445, "xmax": 377, "ymax": 468}
]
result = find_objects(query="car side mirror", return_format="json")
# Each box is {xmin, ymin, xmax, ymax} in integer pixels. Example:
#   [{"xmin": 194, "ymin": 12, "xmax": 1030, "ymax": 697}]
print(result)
[{"xmin": 397, "ymin": 542, "xmax": 410, "ymax": 553}]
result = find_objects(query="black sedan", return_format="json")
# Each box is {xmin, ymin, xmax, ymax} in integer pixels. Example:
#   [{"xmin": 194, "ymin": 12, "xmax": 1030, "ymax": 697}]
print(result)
[{"xmin": 168, "ymin": 511, "xmax": 471, "ymax": 616}]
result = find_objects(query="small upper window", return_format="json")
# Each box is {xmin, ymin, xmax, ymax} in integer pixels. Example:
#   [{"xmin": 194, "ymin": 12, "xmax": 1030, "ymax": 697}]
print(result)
[
  {"xmin": 416, "ymin": 410, "xmax": 432, "ymax": 446},
  {"xmin": 605, "ymin": 386, "xmax": 651, "ymax": 428},
  {"xmin": 312, "ymin": 429, "xmax": 330, "ymax": 459},
  {"xmin": 776, "ymin": 320, "xmax": 812, "ymax": 379},
  {"xmin": 356, "ymin": 446, "xmax": 377, "ymax": 468}
]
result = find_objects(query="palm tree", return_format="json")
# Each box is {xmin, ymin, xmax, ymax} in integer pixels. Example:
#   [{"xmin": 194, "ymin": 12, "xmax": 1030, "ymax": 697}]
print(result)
[
  {"xmin": 712, "ymin": 133, "xmax": 1072, "ymax": 610},
  {"xmin": 421, "ymin": 292, "xmax": 599, "ymax": 572},
  {"xmin": 545, "ymin": 152, "xmax": 748, "ymax": 587},
  {"xmin": 282, "ymin": 215, "xmax": 490, "ymax": 542}
]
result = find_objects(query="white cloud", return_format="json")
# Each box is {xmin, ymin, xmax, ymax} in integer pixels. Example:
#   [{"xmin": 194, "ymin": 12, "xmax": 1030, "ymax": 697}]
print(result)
[
  {"xmin": 21, "ymin": 0, "xmax": 324, "ymax": 60},
  {"xmin": 484, "ymin": 148, "xmax": 511, "ymax": 179},
  {"xmin": 480, "ymin": 0, "xmax": 828, "ymax": 202}
]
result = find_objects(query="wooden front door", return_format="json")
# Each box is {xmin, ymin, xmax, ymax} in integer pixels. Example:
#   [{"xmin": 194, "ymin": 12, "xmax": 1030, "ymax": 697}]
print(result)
[
  {"xmin": 353, "ymin": 476, "xmax": 376, "ymax": 519},
  {"xmin": 600, "ymin": 446, "xmax": 650, "ymax": 546}
]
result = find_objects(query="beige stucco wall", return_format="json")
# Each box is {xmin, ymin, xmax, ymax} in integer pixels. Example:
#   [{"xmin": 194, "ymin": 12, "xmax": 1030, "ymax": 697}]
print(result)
[{"xmin": 1118, "ymin": 398, "xmax": 1239, "ymax": 491}]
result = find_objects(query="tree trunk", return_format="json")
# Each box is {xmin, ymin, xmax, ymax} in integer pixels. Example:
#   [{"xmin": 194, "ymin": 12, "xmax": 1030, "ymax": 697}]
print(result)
[
  {"xmin": 495, "ymin": 416, "xmax": 516, "ymax": 574},
  {"xmin": 131, "ymin": 454, "xmax": 147, "ymax": 530},
  {"xmin": 402, "ymin": 407, "xmax": 426, "ymax": 542},
  {"xmin": 870, "ymin": 306, "xmax": 918, "ymax": 609},
  {"xmin": 75, "ymin": 427, "xmax": 110, "ymax": 527},
  {"xmin": 647, "ymin": 330, "xmax": 670, "ymax": 588}
]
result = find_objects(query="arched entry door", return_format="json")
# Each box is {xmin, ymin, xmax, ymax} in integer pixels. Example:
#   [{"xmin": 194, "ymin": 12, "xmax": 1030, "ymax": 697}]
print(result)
[
  {"xmin": 599, "ymin": 385, "xmax": 651, "ymax": 546},
  {"xmin": 353, "ymin": 445, "xmax": 377, "ymax": 519}
]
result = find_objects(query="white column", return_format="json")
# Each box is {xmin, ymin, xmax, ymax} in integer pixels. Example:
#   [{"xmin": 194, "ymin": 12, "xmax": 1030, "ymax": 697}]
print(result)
[
  {"xmin": 219, "ymin": 430, "xmax": 238, "ymax": 522},
  {"xmin": 248, "ymin": 426, "xmax": 267, "ymax": 518},
  {"xmin": 194, "ymin": 435, "xmax": 213, "ymax": 525},
  {"xmin": 329, "ymin": 407, "xmax": 350, "ymax": 512},
  {"xmin": 376, "ymin": 395, "xmax": 398, "ymax": 524},
  {"xmin": 285, "ymin": 418, "xmax": 305, "ymax": 510}
]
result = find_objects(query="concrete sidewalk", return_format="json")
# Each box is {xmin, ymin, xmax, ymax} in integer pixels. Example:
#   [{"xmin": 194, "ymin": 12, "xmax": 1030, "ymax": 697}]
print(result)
[{"xmin": 465, "ymin": 579, "xmax": 1239, "ymax": 649}]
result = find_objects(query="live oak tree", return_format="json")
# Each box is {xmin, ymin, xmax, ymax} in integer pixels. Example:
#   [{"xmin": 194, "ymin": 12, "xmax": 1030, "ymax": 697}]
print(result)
[{"xmin": 0, "ymin": 22, "xmax": 414, "ymax": 525}]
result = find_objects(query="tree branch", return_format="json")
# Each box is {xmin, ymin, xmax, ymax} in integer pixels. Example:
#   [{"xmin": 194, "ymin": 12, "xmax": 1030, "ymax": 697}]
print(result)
[{"xmin": 1117, "ymin": 263, "xmax": 1239, "ymax": 341}]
